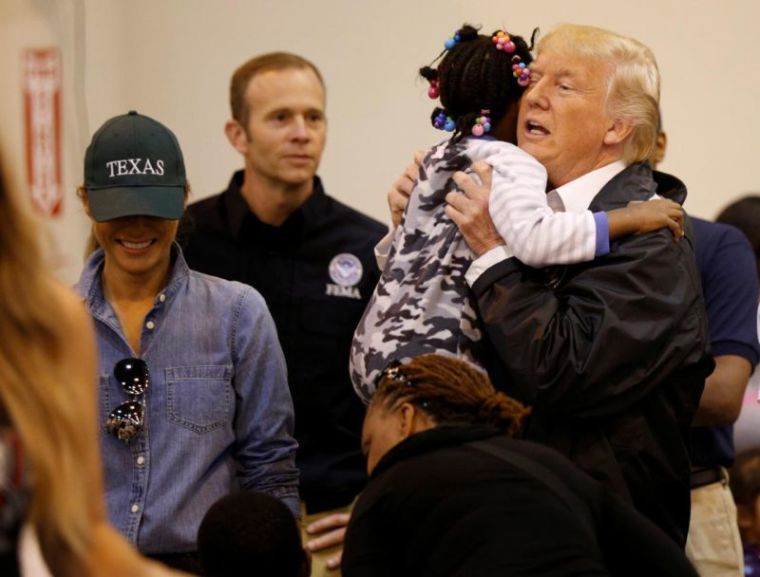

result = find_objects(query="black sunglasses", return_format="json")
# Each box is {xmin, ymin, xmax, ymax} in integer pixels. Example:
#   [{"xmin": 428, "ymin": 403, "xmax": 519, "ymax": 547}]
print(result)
[{"xmin": 104, "ymin": 358, "xmax": 150, "ymax": 442}]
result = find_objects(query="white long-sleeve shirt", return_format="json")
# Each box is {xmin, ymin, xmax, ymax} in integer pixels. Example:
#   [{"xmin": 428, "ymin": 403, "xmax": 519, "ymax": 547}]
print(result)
[{"xmin": 488, "ymin": 143, "xmax": 608, "ymax": 266}]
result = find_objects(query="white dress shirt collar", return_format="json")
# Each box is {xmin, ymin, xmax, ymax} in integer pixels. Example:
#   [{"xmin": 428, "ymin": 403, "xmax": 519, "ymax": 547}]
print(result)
[{"xmin": 554, "ymin": 160, "xmax": 627, "ymax": 213}]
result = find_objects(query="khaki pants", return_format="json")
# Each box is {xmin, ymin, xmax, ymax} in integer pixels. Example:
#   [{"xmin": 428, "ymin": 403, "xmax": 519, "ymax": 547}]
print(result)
[
  {"xmin": 685, "ymin": 469, "xmax": 743, "ymax": 577},
  {"xmin": 301, "ymin": 502, "xmax": 353, "ymax": 577}
]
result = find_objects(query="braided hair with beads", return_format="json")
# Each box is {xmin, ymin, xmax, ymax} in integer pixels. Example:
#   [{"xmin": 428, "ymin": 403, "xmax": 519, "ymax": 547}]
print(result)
[{"xmin": 421, "ymin": 24, "xmax": 537, "ymax": 143}]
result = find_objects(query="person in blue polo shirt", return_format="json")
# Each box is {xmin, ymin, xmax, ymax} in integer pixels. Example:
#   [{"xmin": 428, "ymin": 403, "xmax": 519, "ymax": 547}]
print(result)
[
  {"xmin": 650, "ymin": 129, "xmax": 760, "ymax": 575},
  {"xmin": 686, "ymin": 215, "xmax": 759, "ymax": 575},
  {"xmin": 75, "ymin": 111, "xmax": 298, "ymax": 575}
]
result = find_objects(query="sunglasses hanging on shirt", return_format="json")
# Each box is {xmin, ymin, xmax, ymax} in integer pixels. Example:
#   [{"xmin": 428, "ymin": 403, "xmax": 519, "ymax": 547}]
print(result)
[{"xmin": 105, "ymin": 358, "xmax": 150, "ymax": 442}]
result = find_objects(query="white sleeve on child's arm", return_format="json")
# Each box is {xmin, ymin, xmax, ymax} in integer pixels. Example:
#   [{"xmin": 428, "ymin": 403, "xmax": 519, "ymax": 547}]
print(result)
[{"xmin": 487, "ymin": 146, "xmax": 597, "ymax": 268}]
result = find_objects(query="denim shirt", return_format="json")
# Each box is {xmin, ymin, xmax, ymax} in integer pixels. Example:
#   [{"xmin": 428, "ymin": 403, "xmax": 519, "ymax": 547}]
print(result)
[{"xmin": 76, "ymin": 246, "xmax": 299, "ymax": 554}]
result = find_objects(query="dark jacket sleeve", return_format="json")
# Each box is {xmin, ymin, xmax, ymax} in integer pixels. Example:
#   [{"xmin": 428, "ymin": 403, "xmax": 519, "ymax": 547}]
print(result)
[{"xmin": 472, "ymin": 226, "xmax": 710, "ymax": 419}]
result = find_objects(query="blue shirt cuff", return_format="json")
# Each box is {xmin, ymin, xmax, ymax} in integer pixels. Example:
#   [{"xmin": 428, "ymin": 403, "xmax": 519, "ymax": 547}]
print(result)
[{"xmin": 593, "ymin": 212, "xmax": 609, "ymax": 257}]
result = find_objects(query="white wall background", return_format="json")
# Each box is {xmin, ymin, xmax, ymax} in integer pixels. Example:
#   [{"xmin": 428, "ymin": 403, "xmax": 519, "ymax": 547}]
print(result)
[{"xmin": 2, "ymin": 0, "xmax": 759, "ymax": 283}]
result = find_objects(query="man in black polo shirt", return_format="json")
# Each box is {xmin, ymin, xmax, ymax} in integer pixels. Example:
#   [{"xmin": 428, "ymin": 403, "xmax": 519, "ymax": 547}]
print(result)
[{"xmin": 182, "ymin": 52, "xmax": 385, "ymax": 575}]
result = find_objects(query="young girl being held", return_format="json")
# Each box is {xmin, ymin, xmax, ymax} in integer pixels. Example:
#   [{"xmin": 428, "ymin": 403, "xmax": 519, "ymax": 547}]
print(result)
[{"xmin": 350, "ymin": 24, "xmax": 683, "ymax": 401}]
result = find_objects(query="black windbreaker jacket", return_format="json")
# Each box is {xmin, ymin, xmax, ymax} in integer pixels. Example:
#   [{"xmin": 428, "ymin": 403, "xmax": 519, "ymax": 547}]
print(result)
[{"xmin": 473, "ymin": 162, "xmax": 714, "ymax": 547}]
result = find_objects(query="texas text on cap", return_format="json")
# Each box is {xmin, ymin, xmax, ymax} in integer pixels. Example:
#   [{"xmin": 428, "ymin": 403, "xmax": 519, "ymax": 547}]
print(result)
[{"xmin": 84, "ymin": 110, "xmax": 186, "ymax": 222}]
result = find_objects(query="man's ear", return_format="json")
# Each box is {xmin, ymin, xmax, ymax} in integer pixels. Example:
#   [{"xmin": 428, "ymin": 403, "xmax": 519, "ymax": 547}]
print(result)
[
  {"xmin": 603, "ymin": 117, "xmax": 635, "ymax": 147},
  {"xmin": 225, "ymin": 119, "xmax": 249, "ymax": 155}
]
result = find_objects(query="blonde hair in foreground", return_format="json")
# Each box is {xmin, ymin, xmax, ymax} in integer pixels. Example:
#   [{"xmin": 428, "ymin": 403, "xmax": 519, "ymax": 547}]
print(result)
[
  {"xmin": 0, "ymin": 159, "xmax": 95, "ymax": 569},
  {"xmin": 538, "ymin": 24, "xmax": 660, "ymax": 164}
]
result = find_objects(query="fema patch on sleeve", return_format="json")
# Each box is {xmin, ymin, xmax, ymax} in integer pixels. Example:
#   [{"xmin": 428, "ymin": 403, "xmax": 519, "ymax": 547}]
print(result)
[
  {"xmin": 326, "ymin": 253, "xmax": 363, "ymax": 299},
  {"xmin": 328, "ymin": 253, "xmax": 363, "ymax": 287}
]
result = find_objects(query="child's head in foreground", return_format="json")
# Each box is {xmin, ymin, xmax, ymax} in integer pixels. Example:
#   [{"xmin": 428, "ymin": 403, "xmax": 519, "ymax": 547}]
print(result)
[{"xmin": 198, "ymin": 491, "xmax": 310, "ymax": 577}]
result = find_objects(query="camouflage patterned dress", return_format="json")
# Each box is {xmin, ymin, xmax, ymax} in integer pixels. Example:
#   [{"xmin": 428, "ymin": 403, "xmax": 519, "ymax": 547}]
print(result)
[{"xmin": 350, "ymin": 137, "xmax": 598, "ymax": 402}]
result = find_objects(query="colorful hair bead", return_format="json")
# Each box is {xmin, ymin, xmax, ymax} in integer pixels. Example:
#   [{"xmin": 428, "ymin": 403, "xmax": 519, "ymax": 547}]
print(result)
[
  {"xmin": 471, "ymin": 110, "xmax": 491, "ymax": 137},
  {"xmin": 427, "ymin": 79, "xmax": 440, "ymax": 99},
  {"xmin": 433, "ymin": 110, "xmax": 456, "ymax": 132},
  {"xmin": 492, "ymin": 31, "xmax": 516, "ymax": 53},
  {"xmin": 512, "ymin": 55, "xmax": 531, "ymax": 87},
  {"xmin": 444, "ymin": 32, "xmax": 461, "ymax": 50}
]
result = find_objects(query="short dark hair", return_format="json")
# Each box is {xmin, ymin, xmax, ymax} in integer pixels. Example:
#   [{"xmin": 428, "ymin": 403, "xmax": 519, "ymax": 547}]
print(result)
[
  {"xmin": 198, "ymin": 491, "xmax": 307, "ymax": 577},
  {"xmin": 716, "ymin": 195, "xmax": 760, "ymax": 256},
  {"xmin": 717, "ymin": 195, "xmax": 760, "ymax": 283},
  {"xmin": 230, "ymin": 52, "xmax": 324, "ymax": 128}
]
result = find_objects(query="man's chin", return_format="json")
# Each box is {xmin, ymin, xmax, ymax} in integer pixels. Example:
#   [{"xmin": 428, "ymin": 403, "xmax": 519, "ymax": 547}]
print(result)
[{"xmin": 281, "ymin": 169, "xmax": 317, "ymax": 186}]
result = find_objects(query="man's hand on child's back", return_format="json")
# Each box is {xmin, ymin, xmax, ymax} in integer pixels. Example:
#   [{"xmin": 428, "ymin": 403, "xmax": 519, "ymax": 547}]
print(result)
[{"xmin": 449, "ymin": 161, "xmax": 505, "ymax": 257}]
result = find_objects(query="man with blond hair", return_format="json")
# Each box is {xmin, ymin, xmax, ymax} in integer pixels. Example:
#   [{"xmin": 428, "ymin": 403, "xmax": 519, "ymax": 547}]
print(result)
[{"xmin": 440, "ymin": 24, "xmax": 713, "ymax": 546}]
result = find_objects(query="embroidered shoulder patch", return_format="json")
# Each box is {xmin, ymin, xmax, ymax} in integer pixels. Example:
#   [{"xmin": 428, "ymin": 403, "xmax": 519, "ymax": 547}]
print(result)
[{"xmin": 328, "ymin": 253, "xmax": 363, "ymax": 287}]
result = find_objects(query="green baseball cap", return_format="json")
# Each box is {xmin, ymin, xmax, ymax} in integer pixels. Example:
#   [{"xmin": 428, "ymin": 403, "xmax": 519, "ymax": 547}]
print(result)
[{"xmin": 84, "ymin": 111, "xmax": 186, "ymax": 222}]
